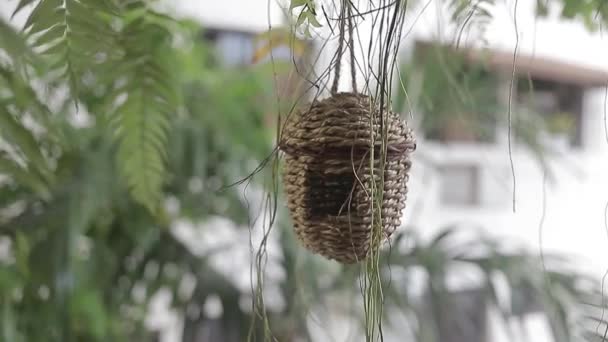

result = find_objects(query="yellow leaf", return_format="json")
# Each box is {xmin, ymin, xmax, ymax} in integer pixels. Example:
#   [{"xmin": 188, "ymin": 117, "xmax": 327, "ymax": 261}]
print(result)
[{"xmin": 252, "ymin": 28, "xmax": 306, "ymax": 64}]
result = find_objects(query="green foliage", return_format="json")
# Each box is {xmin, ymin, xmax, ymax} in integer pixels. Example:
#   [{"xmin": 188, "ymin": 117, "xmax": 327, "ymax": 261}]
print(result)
[
  {"xmin": 542, "ymin": 0, "xmax": 608, "ymax": 31},
  {"xmin": 0, "ymin": 18, "xmax": 35, "ymax": 72},
  {"xmin": 395, "ymin": 43, "xmax": 561, "ymax": 178},
  {"xmin": 0, "ymin": 5, "xmax": 275, "ymax": 341},
  {"xmin": 110, "ymin": 15, "xmax": 178, "ymax": 212},
  {"xmin": 17, "ymin": 0, "xmax": 120, "ymax": 95},
  {"xmin": 290, "ymin": 0, "xmax": 321, "ymax": 37},
  {"xmin": 8, "ymin": 1, "xmax": 183, "ymax": 211},
  {"xmin": 398, "ymin": 44, "xmax": 500, "ymax": 142}
]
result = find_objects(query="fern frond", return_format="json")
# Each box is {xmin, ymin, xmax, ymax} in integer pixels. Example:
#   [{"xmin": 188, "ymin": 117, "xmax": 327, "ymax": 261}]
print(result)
[
  {"xmin": 0, "ymin": 103, "xmax": 53, "ymax": 181},
  {"xmin": 0, "ymin": 152, "xmax": 49, "ymax": 198},
  {"xmin": 17, "ymin": 0, "xmax": 119, "ymax": 95},
  {"xmin": 0, "ymin": 61, "xmax": 57, "ymax": 178},
  {"xmin": 111, "ymin": 15, "xmax": 177, "ymax": 212},
  {"xmin": 0, "ymin": 17, "xmax": 35, "ymax": 70}
]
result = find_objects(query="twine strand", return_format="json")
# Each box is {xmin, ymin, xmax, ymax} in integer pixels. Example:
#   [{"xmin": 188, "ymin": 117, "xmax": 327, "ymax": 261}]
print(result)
[
  {"xmin": 347, "ymin": 2, "xmax": 357, "ymax": 92},
  {"xmin": 331, "ymin": 0, "xmax": 358, "ymax": 94},
  {"xmin": 330, "ymin": 3, "xmax": 346, "ymax": 94}
]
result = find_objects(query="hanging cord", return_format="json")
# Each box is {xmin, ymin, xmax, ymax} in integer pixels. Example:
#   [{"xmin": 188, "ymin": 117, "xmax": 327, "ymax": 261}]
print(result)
[
  {"xmin": 330, "ymin": 0, "xmax": 358, "ymax": 94},
  {"xmin": 330, "ymin": 3, "xmax": 346, "ymax": 95},
  {"xmin": 347, "ymin": 2, "xmax": 357, "ymax": 92}
]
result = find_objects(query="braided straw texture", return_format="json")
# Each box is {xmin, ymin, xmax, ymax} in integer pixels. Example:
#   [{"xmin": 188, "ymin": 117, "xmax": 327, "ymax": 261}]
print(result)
[{"xmin": 280, "ymin": 92, "xmax": 416, "ymax": 263}]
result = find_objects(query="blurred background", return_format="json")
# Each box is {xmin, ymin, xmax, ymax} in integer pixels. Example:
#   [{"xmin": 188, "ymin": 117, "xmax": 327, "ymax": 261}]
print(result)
[{"xmin": 2, "ymin": 0, "xmax": 608, "ymax": 341}]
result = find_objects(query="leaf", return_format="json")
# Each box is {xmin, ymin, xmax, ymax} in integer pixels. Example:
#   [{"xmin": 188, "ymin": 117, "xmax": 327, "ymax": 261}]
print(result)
[
  {"xmin": 24, "ymin": 0, "xmax": 62, "ymax": 31},
  {"xmin": 79, "ymin": 0, "xmax": 118, "ymax": 15},
  {"xmin": 251, "ymin": 29, "xmax": 306, "ymax": 63},
  {"xmin": 0, "ymin": 108, "xmax": 51, "ymax": 181},
  {"xmin": 15, "ymin": 232, "xmax": 30, "ymax": 277},
  {"xmin": 296, "ymin": 12, "xmax": 307, "ymax": 28},
  {"xmin": 111, "ymin": 16, "xmax": 178, "ymax": 212},
  {"xmin": 0, "ymin": 153, "xmax": 49, "ymax": 197},
  {"xmin": 306, "ymin": 11, "xmax": 322, "ymax": 28},
  {"xmin": 32, "ymin": 23, "xmax": 65, "ymax": 46},
  {"xmin": 429, "ymin": 227, "xmax": 457, "ymax": 247},
  {"xmin": 24, "ymin": 0, "xmax": 120, "ymax": 98},
  {"xmin": 0, "ymin": 17, "xmax": 35, "ymax": 68},
  {"xmin": 12, "ymin": 0, "xmax": 38, "ymax": 18},
  {"xmin": 290, "ymin": 0, "xmax": 308, "ymax": 10}
]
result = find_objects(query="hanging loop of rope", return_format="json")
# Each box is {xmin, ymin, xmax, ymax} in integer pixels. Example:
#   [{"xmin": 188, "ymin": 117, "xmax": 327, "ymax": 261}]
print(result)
[
  {"xmin": 347, "ymin": 3, "xmax": 357, "ymax": 92},
  {"xmin": 330, "ymin": 0, "xmax": 357, "ymax": 95}
]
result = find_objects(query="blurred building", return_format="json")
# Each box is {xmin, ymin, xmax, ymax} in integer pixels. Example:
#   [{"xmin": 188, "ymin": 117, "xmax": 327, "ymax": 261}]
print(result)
[
  {"xmin": 164, "ymin": 0, "xmax": 608, "ymax": 341},
  {"xmin": 403, "ymin": 0, "xmax": 608, "ymax": 269},
  {"xmin": 169, "ymin": 0, "xmax": 608, "ymax": 266}
]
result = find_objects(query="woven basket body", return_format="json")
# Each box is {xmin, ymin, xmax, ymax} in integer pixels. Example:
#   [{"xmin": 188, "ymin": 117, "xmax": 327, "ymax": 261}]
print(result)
[{"xmin": 280, "ymin": 92, "xmax": 415, "ymax": 263}]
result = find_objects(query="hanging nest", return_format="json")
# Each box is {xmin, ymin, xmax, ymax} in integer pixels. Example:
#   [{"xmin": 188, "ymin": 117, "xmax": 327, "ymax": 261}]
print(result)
[{"xmin": 280, "ymin": 92, "xmax": 416, "ymax": 263}]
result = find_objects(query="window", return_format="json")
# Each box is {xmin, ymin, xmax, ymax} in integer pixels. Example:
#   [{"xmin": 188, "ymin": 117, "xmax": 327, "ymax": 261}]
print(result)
[
  {"xmin": 204, "ymin": 29, "xmax": 255, "ymax": 66},
  {"xmin": 439, "ymin": 164, "xmax": 480, "ymax": 206},
  {"xmin": 517, "ymin": 77, "xmax": 584, "ymax": 147},
  {"xmin": 203, "ymin": 28, "xmax": 300, "ymax": 67}
]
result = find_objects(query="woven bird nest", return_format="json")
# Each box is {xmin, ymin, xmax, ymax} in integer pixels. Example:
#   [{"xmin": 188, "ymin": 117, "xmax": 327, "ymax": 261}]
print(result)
[{"xmin": 280, "ymin": 92, "xmax": 416, "ymax": 263}]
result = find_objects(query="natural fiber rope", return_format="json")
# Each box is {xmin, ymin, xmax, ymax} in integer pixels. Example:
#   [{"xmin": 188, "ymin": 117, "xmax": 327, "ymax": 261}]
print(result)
[
  {"xmin": 330, "ymin": 3, "xmax": 346, "ymax": 94},
  {"xmin": 347, "ymin": 2, "xmax": 357, "ymax": 92},
  {"xmin": 331, "ymin": 0, "xmax": 357, "ymax": 94}
]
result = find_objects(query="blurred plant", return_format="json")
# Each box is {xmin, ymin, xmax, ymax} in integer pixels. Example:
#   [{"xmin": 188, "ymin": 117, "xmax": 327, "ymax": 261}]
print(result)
[
  {"xmin": 395, "ymin": 43, "xmax": 500, "ymax": 143},
  {"xmin": 394, "ymin": 42, "xmax": 564, "ymax": 178},
  {"xmin": 5, "ymin": 0, "xmax": 184, "ymax": 212},
  {"xmin": 0, "ymin": 4, "xmax": 277, "ymax": 341},
  {"xmin": 176, "ymin": 224, "xmax": 608, "ymax": 342},
  {"xmin": 330, "ymin": 228, "xmax": 608, "ymax": 342},
  {"xmin": 546, "ymin": 112, "xmax": 576, "ymax": 136}
]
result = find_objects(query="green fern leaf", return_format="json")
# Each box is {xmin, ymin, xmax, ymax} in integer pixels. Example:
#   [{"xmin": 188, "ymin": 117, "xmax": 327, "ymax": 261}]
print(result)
[
  {"xmin": 0, "ymin": 17, "xmax": 35, "ymax": 70},
  {"xmin": 23, "ymin": 0, "xmax": 119, "ymax": 96},
  {"xmin": 0, "ymin": 105, "xmax": 52, "ymax": 181},
  {"xmin": 0, "ymin": 152, "xmax": 49, "ymax": 198},
  {"xmin": 12, "ymin": 0, "xmax": 38, "ymax": 18},
  {"xmin": 111, "ymin": 15, "xmax": 177, "ymax": 212}
]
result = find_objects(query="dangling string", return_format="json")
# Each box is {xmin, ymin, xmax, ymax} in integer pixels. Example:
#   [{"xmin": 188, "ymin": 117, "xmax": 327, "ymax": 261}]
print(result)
[
  {"xmin": 330, "ymin": 0, "xmax": 357, "ymax": 95},
  {"xmin": 347, "ymin": 2, "xmax": 357, "ymax": 92},
  {"xmin": 330, "ymin": 3, "xmax": 346, "ymax": 95}
]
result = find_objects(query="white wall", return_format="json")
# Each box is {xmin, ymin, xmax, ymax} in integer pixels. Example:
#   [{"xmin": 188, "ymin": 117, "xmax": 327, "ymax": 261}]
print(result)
[{"xmin": 161, "ymin": 0, "xmax": 286, "ymax": 32}]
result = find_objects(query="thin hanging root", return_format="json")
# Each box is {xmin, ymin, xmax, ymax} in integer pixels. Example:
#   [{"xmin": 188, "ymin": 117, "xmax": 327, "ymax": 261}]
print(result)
[
  {"xmin": 508, "ymin": 0, "xmax": 520, "ymax": 213},
  {"xmin": 360, "ymin": 0, "xmax": 408, "ymax": 340}
]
